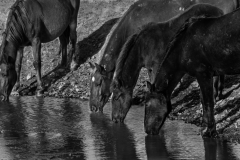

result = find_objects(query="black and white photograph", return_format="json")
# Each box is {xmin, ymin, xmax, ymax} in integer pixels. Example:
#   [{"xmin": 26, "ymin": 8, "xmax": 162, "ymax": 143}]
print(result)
[{"xmin": 0, "ymin": 0, "xmax": 240, "ymax": 159}]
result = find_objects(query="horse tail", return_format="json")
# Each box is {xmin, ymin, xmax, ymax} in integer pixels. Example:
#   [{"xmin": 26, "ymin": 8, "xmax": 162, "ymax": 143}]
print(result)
[
  {"xmin": 111, "ymin": 33, "xmax": 139, "ymax": 90},
  {"xmin": 0, "ymin": 0, "xmax": 24, "ymax": 62}
]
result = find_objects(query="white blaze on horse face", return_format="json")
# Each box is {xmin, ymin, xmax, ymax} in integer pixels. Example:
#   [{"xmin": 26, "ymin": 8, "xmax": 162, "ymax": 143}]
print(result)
[
  {"xmin": 179, "ymin": 7, "xmax": 185, "ymax": 11},
  {"xmin": 92, "ymin": 76, "xmax": 95, "ymax": 82}
]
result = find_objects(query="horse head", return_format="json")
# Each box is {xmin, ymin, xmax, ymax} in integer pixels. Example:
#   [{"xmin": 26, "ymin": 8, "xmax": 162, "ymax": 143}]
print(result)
[
  {"xmin": 110, "ymin": 77, "xmax": 132, "ymax": 123},
  {"xmin": 144, "ymin": 81, "xmax": 168, "ymax": 135},
  {"xmin": 89, "ymin": 62, "xmax": 112, "ymax": 112}
]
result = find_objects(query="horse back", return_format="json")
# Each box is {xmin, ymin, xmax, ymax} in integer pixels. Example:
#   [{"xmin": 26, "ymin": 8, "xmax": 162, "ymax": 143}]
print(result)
[{"xmin": 178, "ymin": 13, "xmax": 240, "ymax": 75}]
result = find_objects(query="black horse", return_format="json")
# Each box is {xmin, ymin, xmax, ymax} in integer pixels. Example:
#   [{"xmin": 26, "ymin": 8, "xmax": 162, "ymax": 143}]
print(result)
[
  {"xmin": 110, "ymin": 4, "xmax": 224, "ymax": 123},
  {"xmin": 144, "ymin": 7, "xmax": 240, "ymax": 137},
  {"xmin": 84, "ymin": 0, "xmax": 239, "ymax": 113},
  {"xmin": 0, "ymin": 0, "xmax": 80, "ymax": 101}
]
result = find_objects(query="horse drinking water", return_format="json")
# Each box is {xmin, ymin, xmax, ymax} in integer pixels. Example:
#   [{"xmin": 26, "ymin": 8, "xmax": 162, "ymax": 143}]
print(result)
[
  {"xmin": 110, "ymin": 4, "xmax": 224, "ymax": 123},
  {"xmin": 83, "ymin": 0, "xmax": 239, "ymax": 113},
  {"xmin": 0, "ymin": 0, "xmax": 80, "ymax": 101},
  {"xmin": 144, "ymin": 7, "xmax": 240, "ymax": 137}
]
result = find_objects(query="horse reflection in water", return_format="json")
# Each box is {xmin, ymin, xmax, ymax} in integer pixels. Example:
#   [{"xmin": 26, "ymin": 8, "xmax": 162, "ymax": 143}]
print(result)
[
  {"xmin": 0, "ymin": 98, "xmax": 85, "ymax": 159},
  {"xmin": 0, "ymin": 0, "xmax": 80, "ymax": 101},
  {"xmin": 144, "ymin": 7, "xmax": 240, "ymax": 137},
  {"xmin": 0, "ymin": 98, "xmax": 27, "ymax": 138},
  {"xmin": 145, "ymin": 120, "xmax": 240, "ymax": 160},
  {"xmin": 86, "ymin": 0, "xmax": 239, "ymax": 113},
  {"xmin": 0, "ymin": 98, "xmax": 240, "ymax": 159},
  {"xmin": 89, "ymin": 113, "xmax": 139, "ymax": 160}
]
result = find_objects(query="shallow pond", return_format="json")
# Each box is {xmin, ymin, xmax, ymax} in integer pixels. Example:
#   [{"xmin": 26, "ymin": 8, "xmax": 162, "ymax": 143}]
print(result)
[{"xmin": 0, "ymin": 97, "xmax": 240, "ymax": 160}]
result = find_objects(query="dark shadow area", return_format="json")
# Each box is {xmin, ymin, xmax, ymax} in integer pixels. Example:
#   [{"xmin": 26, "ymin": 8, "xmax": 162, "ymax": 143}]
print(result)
[{"xmin": 90, "ymin": 113, "xmax": 140, "ymax": 160}]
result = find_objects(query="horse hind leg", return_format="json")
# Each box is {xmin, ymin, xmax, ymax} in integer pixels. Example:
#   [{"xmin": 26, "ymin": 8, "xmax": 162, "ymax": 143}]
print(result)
[
  {"xmin": 213, "ymin": 75, "xmax": 225, "ymax": 102},
  {"xmin": 11, "ymin": 47, "xmax": 24, "ymax": 96},
  {"xmin": 69, "ymin": 20, "xmax": 77, "ymax": 66},
  {"xmin": 59, "ymin": 27, "xmax": 70, "ymax": 67},
  {"xmin": 197, "ymin": 72, "xmax": 218, "ymax": 138}
]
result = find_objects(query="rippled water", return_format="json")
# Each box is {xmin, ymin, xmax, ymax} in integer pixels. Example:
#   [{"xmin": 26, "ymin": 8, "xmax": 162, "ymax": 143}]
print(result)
[{"xmin": 0, "ymin": 97, "xmax": 240, "ymax": 160}]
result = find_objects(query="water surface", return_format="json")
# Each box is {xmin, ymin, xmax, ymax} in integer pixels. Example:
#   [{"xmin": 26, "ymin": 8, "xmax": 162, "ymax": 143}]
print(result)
[{"xmin": 0, "ymin": 97, "xmax": 239, "ymax": 160}]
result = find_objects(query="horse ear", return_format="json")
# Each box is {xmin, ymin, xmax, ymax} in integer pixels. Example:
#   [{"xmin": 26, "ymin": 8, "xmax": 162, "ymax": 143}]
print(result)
[{"xmin": 146, "ymin": 81, "xmax": 154, "ymax": 92}]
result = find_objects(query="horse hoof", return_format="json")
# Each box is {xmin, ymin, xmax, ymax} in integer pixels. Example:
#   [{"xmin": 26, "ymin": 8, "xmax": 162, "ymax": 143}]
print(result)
[
  {"xmin": 36, "ymin": 91, "xmax": 43, "ymax": 97},
  {"xmin": 201, "ymin": 127, "xmax": 219, "ymax": 138},
  {"xmin": 11, "ymin": 91, "xmax": 20, "ymax": 96}
]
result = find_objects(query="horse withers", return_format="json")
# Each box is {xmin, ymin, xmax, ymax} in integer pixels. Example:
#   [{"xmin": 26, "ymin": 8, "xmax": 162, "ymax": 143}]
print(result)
[
  {"xmin": 110, "ymin": 4, "xmax": 224, "ymax": 123},
  {"xmin": 83, "ymin": 0, "xmax": 239, "ymax": 113},
  {"xmin": 144, "ymin": 7, "xmax": 240, "ymax": 137},
  {"xmin": 0, "ymin": 0, "xmax": 80, "ymax": 101}
]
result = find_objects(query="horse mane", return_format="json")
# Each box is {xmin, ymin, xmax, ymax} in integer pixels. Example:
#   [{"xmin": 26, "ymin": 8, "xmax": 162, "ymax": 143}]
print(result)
[
  {"xmin": 0, "ymin": 0, "xmax": 28, "ymax": 63},
  {"xmin": 96, "ymin": 7, "xmax": 132, "ymax": 64},
  {"xmin": 155, "ymin": 16, "xmax": 206, "ymax": 77},
  {"xmin": 111, "ymin": 22, "xmax": 159, "ymax": 89}
]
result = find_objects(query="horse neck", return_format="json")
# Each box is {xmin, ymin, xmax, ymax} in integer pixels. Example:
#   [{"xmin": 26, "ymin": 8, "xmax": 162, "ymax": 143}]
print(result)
[
  {"xmin": 116, "ymin": 40, "xmax": 143, "ymax": 90},
  {"xmin": 97, "ymin": 7, "xmax": 133, "ymax": 72},
  {"xmin": 154, "ymin": 46, "xmax": 180, "ymax": 91}
]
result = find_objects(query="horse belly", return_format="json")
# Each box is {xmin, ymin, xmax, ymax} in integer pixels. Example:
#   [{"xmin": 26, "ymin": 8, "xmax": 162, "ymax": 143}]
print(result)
[{"xmin": 38, "ymin": 0, "xmax": 72, "ymax": 42}]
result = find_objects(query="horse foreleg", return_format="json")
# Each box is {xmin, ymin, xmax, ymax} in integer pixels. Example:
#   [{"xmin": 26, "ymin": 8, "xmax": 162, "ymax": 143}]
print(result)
[
  {"xmin": 32, "ymin": 37, "xmax": 44, "ymax": 96},
  {"xmin": 213, "ymin": 75, "xmax": 225, "ymax": 102},
  {"xmin": 59, "ymin": 27, "xmax": 70, "ymax": 67},
  {"xmin": 11, "ymin": 47, "xmax": 23, "ymax": 96},
  {"xmin": 196, "ymin": 73, "xmax": 217, "ymax": 138}
]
